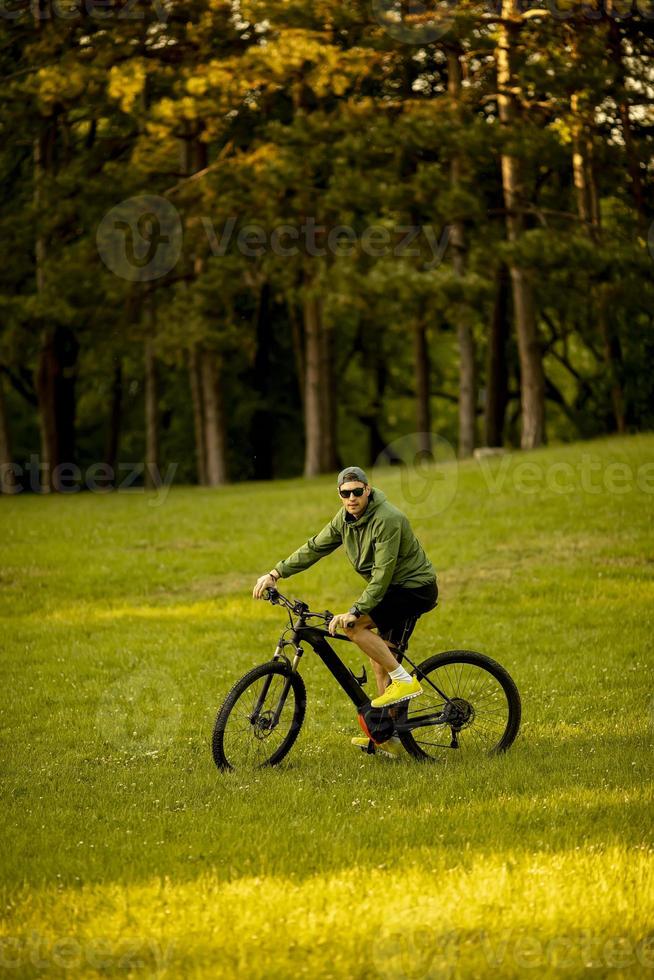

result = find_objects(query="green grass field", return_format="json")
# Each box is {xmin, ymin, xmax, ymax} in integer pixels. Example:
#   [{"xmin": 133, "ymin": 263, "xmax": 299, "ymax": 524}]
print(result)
[{"xmin": 1, "ymin": 434, "xmax": 653, "ymax": 978}]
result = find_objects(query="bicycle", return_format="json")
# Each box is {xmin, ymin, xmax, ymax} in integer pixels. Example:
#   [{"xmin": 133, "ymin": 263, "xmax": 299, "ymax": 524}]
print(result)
[{"xmin": 211, "ymin": 587, "xmax": 521, "ymax": 771}]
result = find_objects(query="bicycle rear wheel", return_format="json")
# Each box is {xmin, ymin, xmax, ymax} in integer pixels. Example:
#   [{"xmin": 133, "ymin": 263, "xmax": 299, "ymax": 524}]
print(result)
[
  {"xmin": 212, "ymin": 661, "xmax": 306, "ymax": 771},
  {"xmin": 397, "ymin": 650, "xmax": 521, "ymax": 761}
]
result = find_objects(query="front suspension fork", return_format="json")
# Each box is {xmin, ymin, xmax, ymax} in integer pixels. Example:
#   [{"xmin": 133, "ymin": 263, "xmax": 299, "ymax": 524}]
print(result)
[{"xmin": 249, "ymin": 642, "xmax": 303, "ymax": 725}]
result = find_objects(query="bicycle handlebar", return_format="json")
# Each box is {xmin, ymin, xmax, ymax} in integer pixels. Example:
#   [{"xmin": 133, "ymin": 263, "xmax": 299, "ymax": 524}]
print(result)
[{"xmin": 262, "ymin": 587, "xmax": 333, "ymax": 624}]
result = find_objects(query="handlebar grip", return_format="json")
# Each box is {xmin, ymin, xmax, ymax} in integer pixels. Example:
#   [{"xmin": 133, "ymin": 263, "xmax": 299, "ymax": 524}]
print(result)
[{"xmin": 324, "ymin": 610, "xmax": 333, "ymax": 623}]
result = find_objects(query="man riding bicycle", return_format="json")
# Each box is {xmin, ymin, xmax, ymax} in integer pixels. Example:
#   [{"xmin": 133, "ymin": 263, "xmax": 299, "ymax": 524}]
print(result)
[{"xmin": 253, "ymin": 466, "xmax": 438, "ymax": 757}]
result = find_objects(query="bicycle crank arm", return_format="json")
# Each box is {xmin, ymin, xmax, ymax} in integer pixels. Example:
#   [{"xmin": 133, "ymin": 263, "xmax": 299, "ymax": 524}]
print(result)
[{"xmin": 394, "ymin": 711, "xmax": 453, "ymax": 733}]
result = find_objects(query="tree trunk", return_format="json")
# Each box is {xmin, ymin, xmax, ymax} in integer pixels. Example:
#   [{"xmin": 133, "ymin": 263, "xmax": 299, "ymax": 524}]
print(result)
[
  {"xmin": 570, "ymin": 87, "xmax": 626, "ymax": 433},
  {"xmin": 34, "ymin": 325, "xmax": 78, "ymax": 493},
  {"xmin": 202, "ymin": 354, "xmax": 227, "ymax": 486},
  {"xmin": 34, "ymin": 127, "xmax": 54, "ymax": 492},
  {"xmin": 104, "ymin": 360, "xmax": 122, "ymax": 481},
  {"xmin": 413, "ymin": 322, "xmax": 431, "ymax": 456},
  {"xmin": 181, "ymin": 131, "xmax": 208, "ymax": 178},
  {"xmin": 484, "ymin": 264, "xmax": 510, "ymax": 446},
  {"xmin": 571, "ymin": 93, "xmax": 593, "ymax": 231},
  {"xmin": 33, "ymin": 8, "xmax": 50, "ymax": 491},
  {"xmin": 599, "ymin": 308, "xmax": 626, "ymax": 433},
  {"xmin": 360, "ymin": 336, "xmax": 391, "ymax": 465},
  {"xmin": 496, "ymin": 2, "xmax": 545, "ymax": 449},
  {"xmin": 303, "ymin": 293, "xmax": 323, "ymax": 477},
  {"xmin": 303, "ymin": 292, "xmax": 337, "ymax": 476},
  {"xmin": 32, "ymin": 111, "xmax": 78, "ymax": 494},
  {"xmin": 288, "ymin": 299, "xmax": 305, "ymax": 411},
  {"xmin": 55, "ymin": 326, "xmax": 77, "ymax": 473},
  {"xmin": 250, "ymin": 283, "xmax": 274, "ymax": 480},
  {"xmin": 319, "ymin": 315, "xmax": 339, "ymax": 473},
  {"xmin": 607, "ymin": 18, "xmax": 647, "ymax": 232},
  {"xmin": 189, "ymin": 345, "xmax": 207, "ymax": 486},
  {"xmin": 447, "ymin": 46, "xmax": 475, "ymax": 459},
  {"xmin": 34, "ymin": 329, "xmax": 57, "ymax": 493},
  {"xmin": 144, "ymin": 333, "xmax": 160, "ymax": 490},
  {"xmin": 369, "ymin": 357, "xmax": 389, "ymax": 464},
  {"xmin": 0, "ymin": 374, "xmax": 16, "ymax": 494},
  {"xmin": 456, "ymin": 300, "xmax": 476, "ymax": 458}
]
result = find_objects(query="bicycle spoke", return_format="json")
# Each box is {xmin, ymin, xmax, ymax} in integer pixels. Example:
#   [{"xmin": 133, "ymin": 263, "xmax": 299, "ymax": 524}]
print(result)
[
  {"xmin": 221, "ymin": 672, "xmax": 298, "ymax": 769},
  {"xmin": 403, "ymin": 658, "xmax": 514, "ymax": 759}
]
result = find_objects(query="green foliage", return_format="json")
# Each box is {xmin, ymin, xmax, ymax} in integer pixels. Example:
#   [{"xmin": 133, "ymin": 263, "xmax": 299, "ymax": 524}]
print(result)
[{"xmin": 0, "ymin": 0, "xmax": 652, "ymax": 482}]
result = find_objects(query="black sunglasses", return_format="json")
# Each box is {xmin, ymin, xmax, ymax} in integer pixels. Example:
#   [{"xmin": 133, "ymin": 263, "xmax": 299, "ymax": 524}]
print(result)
[{"xmin": 339, "ymin": 487, "xmax": 366, "ymax": 498}]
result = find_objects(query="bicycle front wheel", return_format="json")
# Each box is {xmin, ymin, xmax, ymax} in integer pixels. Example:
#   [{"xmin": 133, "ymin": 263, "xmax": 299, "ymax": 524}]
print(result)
[
  {"xmin": 212, "ymin": 661, "xmax": 307, "ymax": 771},
  {"xmin": 398, "ymin": 650, "xmax": 521, "ymax": 762}
]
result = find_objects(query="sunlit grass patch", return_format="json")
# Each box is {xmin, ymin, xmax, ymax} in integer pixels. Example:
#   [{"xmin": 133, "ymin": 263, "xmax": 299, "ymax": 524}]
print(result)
[{"xmin": 2, "ymin": 848, "xmax": 652, "ymax": 978}]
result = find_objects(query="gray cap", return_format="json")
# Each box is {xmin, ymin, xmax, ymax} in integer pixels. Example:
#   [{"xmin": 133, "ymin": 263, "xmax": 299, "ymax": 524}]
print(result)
[{"xmin": 337, "ymin": 466, "xmax": 369, "ymax": 487}]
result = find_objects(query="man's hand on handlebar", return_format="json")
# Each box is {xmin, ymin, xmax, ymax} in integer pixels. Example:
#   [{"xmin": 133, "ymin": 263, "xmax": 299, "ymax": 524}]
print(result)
[
  {"xmin": 253, "ymin": 572, "xmax": 280, "ymax": 599},
  {"xmin": 328, "ymin": 613, "xmax": 357, "ymax": 636}
]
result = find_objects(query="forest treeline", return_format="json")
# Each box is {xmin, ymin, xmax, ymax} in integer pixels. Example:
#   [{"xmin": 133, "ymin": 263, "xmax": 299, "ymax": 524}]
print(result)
[{"xmin": 0, "ymin": 0, "xmax": 653, "ymax": 492}]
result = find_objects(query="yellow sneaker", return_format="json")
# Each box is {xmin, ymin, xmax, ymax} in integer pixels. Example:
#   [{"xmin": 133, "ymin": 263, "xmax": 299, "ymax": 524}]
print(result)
[
  {"xmin": 351, "ymin": 736, "xmax": 403, "ymax": 759},
  {"xmin": 370, "ymin": 676, "xmax": 422, "ymax": 709}
]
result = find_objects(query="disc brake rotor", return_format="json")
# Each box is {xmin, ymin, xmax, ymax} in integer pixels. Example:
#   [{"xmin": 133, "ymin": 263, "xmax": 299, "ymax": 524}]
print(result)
[{"xmin": 252, "ymin": 710, "xmax": 276, "ymax": 740}]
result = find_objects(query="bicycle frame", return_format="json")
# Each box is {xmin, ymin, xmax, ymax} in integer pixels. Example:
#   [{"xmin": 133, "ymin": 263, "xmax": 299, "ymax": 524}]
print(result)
[{"xmin": 253, "ymin": 589, "xmax": 454, "ymax": 738}]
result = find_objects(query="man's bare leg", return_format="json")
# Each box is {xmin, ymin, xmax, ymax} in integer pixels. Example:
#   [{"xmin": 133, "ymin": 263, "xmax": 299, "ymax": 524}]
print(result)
[
  {"xmin": 369, "ymin": 658, "xmax": 389, "ymax": 697},
  {"xmin": 368, "ymin": 646, "xmax": 402, "ymax": 696},
  {"xmin": 344, "ymin": 617, "xmax": 413, "ymax": 753},
  {"xmin": 347, "ymin": 615, "xmax": 399, "ymax": 673},
  {"xmin": 346, "ymin": 615, "xmax": 406, "ymax": 699}
]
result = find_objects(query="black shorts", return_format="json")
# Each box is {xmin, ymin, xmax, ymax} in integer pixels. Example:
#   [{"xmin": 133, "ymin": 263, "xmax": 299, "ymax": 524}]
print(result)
[{"xmin": 368, "ymin": 579, "xmax": 438, "ymax": 654}]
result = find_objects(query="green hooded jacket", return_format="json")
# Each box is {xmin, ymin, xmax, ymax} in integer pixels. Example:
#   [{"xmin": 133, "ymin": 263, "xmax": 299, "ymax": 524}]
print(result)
[{"xmin": 275, "ymin": 488, "xmax": 436, "ymax": 615}]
